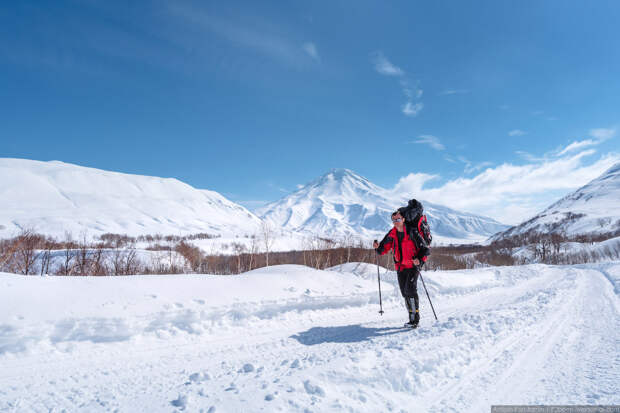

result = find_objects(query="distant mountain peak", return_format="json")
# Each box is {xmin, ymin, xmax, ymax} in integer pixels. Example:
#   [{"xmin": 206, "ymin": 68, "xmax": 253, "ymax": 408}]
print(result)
[
  {"xmin": 258, "ymin": 168, "xmax": 508, "ymax": 243},
  {"xmin": 313, "ymin": 168, "xmax": 369, "ymax": 184},
  {"xmin": 295, "ymin": 168, "xmax": 381, "ymax": 199}
]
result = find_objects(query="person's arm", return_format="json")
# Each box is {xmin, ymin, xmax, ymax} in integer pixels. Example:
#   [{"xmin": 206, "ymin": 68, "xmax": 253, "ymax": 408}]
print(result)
[{"xmin": 375, "ymin": 232, "xmax": 393, "ymax": 255}]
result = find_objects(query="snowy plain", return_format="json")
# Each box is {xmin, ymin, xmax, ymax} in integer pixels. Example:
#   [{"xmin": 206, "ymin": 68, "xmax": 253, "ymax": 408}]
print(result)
[{"xmin": 1, "ymin": 262, "xmax": 618, "ymax": 412}]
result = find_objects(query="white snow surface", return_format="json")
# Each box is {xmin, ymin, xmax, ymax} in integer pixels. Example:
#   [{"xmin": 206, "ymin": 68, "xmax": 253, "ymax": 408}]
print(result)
[
  {"xmin": 492, "ymin": 162, "xmax": 620, "ymax": 241},
  {"xmin": 1, "ymin": 262, "xmax": 618, "ymax": 412},
  {"xmin": 257, "ymin": 168, "xmax": 509, "ymax": 245},
  {"xmin": 0, "ymin": 158, "xmax": 262, "ymax": 239}
]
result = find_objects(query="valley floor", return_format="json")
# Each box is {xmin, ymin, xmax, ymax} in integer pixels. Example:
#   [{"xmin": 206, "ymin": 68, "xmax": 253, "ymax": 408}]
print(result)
[{"xmin": 1, "ymin": 262, "xmax": 619, "ymax": 412}]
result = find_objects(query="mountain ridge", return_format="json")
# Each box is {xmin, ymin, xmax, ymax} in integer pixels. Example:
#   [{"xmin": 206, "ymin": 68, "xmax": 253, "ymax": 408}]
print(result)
[
  {"xmin": 257, "ymin": 168, "xmax": 509, "ymax": 244},
  {"xmin": 491, "ymin": 162, "xmax": 620, "ymax": 242},
  {"xmin": 0, "ymin": 158, "xmax": 263, "ymax": 238}
]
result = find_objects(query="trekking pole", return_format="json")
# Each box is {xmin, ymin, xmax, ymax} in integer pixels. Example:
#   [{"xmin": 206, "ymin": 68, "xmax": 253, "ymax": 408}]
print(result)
[
  {"xmin": 373, "ymin": 240, "xmax": 384, "ymax": 315},
  {"xmin": 418, "ymin": 270, "xmax": 438, "ymax": 321}
]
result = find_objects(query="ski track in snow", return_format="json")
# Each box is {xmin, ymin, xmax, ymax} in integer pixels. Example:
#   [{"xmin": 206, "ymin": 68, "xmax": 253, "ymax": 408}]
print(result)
[{"xmin": 0, "ymin": 263, "xmax": 619, "ymax": 412}]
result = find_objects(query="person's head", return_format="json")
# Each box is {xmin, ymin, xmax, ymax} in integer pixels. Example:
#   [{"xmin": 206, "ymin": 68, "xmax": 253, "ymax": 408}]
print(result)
[{"xmin": 391, "ymin": 211, "xmax": 404, "ymax": 230}]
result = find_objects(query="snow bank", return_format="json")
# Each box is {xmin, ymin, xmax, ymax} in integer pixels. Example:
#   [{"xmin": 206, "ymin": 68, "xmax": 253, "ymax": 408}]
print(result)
[{"xmin": 0, "ymin": 265, "xmax": 386, "ymax": 355}]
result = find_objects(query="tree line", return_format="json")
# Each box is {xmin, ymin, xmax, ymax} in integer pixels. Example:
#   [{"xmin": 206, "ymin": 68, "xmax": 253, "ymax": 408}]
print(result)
[{"xmin": 1, "ymin": 227, "xmax": 618, "ymax": 276}]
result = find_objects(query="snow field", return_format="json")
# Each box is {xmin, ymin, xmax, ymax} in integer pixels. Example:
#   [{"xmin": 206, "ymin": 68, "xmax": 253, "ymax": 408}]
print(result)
[{"xmin": 0, "ymin": 262, "xmax": 618, "ymax": 412}]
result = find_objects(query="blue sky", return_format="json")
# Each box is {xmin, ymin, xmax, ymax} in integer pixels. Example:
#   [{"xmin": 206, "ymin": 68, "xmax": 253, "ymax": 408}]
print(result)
[{"xmin": 1, "ymin": 0, "xmax": 619, "ymax": 224}]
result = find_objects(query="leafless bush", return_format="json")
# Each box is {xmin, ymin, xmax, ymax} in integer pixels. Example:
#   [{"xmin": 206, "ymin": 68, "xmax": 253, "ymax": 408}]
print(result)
[
  {"xmin": 175, "ymin": 241, "xmax": 203, "ymax": 272},
  {"xmin": 14, "ymin": 229, "xmax": 43, "ymax": 275}
]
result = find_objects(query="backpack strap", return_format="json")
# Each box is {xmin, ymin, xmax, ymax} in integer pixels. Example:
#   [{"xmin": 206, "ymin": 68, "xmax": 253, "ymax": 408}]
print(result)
[{"xmin": 417, "ymin": 215, "xmax": 425, "ymax": 235}]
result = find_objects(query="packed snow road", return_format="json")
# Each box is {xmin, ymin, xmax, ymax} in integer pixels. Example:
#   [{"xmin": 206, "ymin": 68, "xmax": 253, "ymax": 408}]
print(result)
[{"xmin": 1, "ymin": 262, "xmax": 619, "ymax": 412}]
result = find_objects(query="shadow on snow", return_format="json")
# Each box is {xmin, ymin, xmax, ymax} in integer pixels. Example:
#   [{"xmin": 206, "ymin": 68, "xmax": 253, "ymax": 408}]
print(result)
[{"xmin": 290, "ymin": 324, "xmax": 409, "ymax": 346}]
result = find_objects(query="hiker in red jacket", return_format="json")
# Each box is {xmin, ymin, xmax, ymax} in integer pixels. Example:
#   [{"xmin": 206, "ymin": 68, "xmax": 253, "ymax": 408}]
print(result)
[{"xmin": 373, "ymin": 210, "xmax": 429, "ymax": 327}]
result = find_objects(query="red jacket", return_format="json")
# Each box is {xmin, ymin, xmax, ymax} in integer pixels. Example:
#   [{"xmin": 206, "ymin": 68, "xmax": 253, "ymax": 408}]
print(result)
[{"xmin": 376, "ymin": 224, "xmax": 427, "ymax": 271}]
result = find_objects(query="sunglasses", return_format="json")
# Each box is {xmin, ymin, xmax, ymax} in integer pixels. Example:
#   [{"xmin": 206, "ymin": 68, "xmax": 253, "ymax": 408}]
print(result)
[{"xmin": 392, "ymin": 218, "xmax": 402, "ymax": 223}]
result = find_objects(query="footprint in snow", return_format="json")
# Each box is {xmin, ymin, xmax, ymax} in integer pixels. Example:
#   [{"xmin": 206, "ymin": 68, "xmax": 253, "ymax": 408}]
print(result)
[
  {"xmin": 240, "ymin": 363, "xmax": 255, "ymax": 373},
  {"xmin": 303, "ymin": 380, "xmax": 325, "ymax": 397},
  {"xmin": 170, "ymin": 394, "xmax": 188, "ymax": 410},
  {"xmin": 188, "ymin": 372, "xmax": 210, "ymax": 383}
]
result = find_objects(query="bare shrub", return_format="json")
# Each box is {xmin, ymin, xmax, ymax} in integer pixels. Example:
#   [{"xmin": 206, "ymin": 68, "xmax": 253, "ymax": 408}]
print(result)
[
  {"xmin": 14, "ymin": 229, "xmax": 43, "ymax": 275},
  {"xmin": 175, "ymin": 241, "xmax": 203, "ymax": 273}
]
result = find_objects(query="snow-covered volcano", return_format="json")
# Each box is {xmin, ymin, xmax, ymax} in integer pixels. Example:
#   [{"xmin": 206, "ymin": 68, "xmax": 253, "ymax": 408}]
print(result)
[
  {"xmin": 257, "ymin": 168, "xmax": 508, "ymax": 244},
  {"xmin": 0, "ymin": 158, "xmax": 262, "ymax": 238},
  {"xmin": 492, "ymin": 162, "xmax": 620, "ymax": 242}
]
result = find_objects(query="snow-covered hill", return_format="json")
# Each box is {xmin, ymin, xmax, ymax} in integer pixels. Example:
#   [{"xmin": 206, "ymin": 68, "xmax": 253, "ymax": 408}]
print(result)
[
  {"xmin": 1, "ymin": 262, "xmax": 618, "ymax": 411},
  {"xmin": 257, "ymin": 168, "xmax": 508, "ymax": 244},
  {"xmin": 492, "ymin": 162, "xmax": 620, "ymax": 242},
  {"xmin": 0, "ymin": 158, "xmax": 262, "ymax": 238}
]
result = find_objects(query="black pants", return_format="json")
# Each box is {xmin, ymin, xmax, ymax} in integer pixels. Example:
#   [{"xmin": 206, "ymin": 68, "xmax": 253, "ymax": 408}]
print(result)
[{"xmin": 397, "ymin": 267, "xmax": 419, "ymax": 313}]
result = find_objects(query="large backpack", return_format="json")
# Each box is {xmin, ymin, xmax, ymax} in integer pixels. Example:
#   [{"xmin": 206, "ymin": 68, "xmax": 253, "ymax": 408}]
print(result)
[{"xmin": 398, "ymin": 199, "xmax": 432, "ymax": 256}]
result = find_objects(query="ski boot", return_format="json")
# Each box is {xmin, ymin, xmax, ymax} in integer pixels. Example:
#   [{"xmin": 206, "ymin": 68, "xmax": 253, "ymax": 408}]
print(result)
[{"xmin": 404, "ymin": 309, "xmax": 419, "ymax": 329}]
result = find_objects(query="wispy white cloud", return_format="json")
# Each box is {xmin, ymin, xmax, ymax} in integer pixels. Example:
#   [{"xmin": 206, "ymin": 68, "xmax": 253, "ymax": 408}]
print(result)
[
  {"xmin": 465, "ymin": 161, "xmax": 493, "ymax": 174},
  {"xmin": 438, "ymin": 89, "xmax": 469, "ymax": 96},
  {"xmin": 371, "ymin": 51, "xmax": 424, "ymax": 117},
  {"xmin": 515, "ymin": 151, "xmax": 546, "ymax": 162},
  {"xmin": 168, "ymin": 4, "xmax": 307, "ymax": 66},
  {"xmin": 508, "ymin": 129, "xmax": 527, "ymax": 136},
  {"xmin": 302, "ymin": 42, "xmax": 319, "ymax": 61},
  {"xmin": 399, "ymin": 79, "xmax": 422, "ymax": 99},
  {"xmin": 589, "ymin": 127, "xmax": 616, "ymax": 140},
  {"xmin": 413, "ymin": 135, "xmax": 444, "ymax": 150},
  {"xmin": 372, "ymin": 52, "xmax": 404, "ymax": 76},
  {"xmin": 457, "ymin": 156, "xmax": 493, "ymax": 174},
  {"xmin": 393, "ymin": 148, "xmax": 620, "ymax": 225},
  {"xmin": 402, "ymin": 102, "xmax": 424, "ymax": 117},
  {"xmin": 556, "ymin": 139, "xmax": 597, "ymax": 156},
  {"xmin": 555, "ymin": 127, "xmax": 615, "ymax": 156}
]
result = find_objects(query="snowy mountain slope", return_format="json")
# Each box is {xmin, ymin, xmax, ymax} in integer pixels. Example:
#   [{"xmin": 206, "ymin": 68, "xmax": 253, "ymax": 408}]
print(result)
[
  {"xmin": 0, "ymin": 262, "xmax": 618, "ymax": 411},
  {"xmin": 257, "ymin": 168, "xmax": 508, "ymax": 244},
  {"xmin": 492, "ymin": 162, "xmax": 620, "ymax": 242},
  {"xmin": 0, "ymin": 158, "xmax": 262, "ymax": 238}
]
